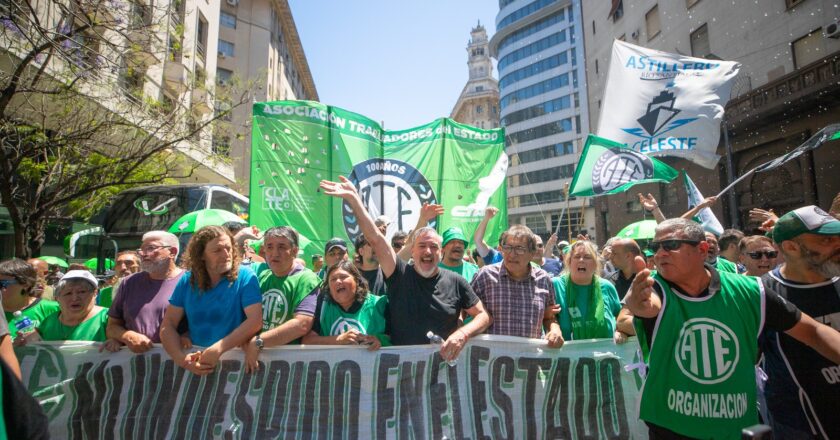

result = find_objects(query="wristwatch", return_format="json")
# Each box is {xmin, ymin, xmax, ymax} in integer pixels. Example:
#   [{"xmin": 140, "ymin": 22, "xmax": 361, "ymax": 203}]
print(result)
[{"xmin": 255, "ymin": 334, "xmax": 264, "ymax": 350}]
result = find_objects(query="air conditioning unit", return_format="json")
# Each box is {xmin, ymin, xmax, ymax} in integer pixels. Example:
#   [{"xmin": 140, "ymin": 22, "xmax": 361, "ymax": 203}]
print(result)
[
  {"xmin": 631, "ymin": 29, "xmax": 640, "ymax": 40},
  {"xmin": 226, "ymin": 0, "xmax": 238, "ymax": 6},
  {"xmin": 825, "ymin": 19, "xmax": 840, "ymax": 39},
  {"xmin": 218, "ymin": 52, "xmax": 226, "ymax": 59}
]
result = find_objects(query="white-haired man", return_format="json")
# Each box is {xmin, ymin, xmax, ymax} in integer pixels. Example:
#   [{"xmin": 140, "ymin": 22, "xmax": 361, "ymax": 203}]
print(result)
[
  {"xmin": 320, "ymin": 177, "xmax": 491, "ymax": 362},
  {"xmin": 106, "ymin": 231, "xmax": 185, "ymax": 353}
]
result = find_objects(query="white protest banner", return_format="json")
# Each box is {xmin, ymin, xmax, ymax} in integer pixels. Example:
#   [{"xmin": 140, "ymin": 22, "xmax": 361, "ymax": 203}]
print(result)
[
  {"xmin": 598, "ymin": 40, "xmax": 740, "ymax": 169},
  {"xmin": 18, "ymin": 337, "xmax": 646, "ymax": 439}
]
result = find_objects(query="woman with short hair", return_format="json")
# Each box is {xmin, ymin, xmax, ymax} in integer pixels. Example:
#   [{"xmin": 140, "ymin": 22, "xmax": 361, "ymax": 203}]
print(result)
[
  {"xmin": 0, "ymin": 259, "xmax": 60, "ymax": 340},
  {"xmin": 552, "ymin": 241, "xmax": 622, "ymax": 340},
  {"xmin": 302, "ymin": 261, "xmax": 390, "ymax": 350},
  {"xmin": 36, "ymin": 270, "xmax": 110, "ymax": 342}
]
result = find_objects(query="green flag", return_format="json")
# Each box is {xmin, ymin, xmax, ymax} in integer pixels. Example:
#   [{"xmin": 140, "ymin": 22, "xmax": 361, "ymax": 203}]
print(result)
[
  {"xmin": 569, "ymin": 134, "xmax": 679, "ymax": 197},
  {"xmin": 249, "ymin": 101, "xmax": 508, "ymax": 261}
]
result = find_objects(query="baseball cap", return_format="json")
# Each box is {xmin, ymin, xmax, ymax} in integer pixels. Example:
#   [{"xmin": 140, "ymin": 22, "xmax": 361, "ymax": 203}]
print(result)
[
  {"xmin": 325, "ymin": 237, "xmax": 348, "ymax": 253},
  {"xmin": 61, "ymin": 270, "xmax": 99, "ymax": 290},
  {"xmin": 441, "ymin": 227, "xmax": 468, "ymax": 247},
  {"xmin": 770, "ymin": 205, "xmax": 840, "ymax": 243}
]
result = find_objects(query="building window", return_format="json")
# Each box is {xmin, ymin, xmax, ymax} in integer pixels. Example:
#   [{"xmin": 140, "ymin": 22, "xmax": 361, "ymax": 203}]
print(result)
[
  {"xmin": 497, "ymin": 9, "xmax": 565, "ymax": 53},
  {"xmin": 497, "ymin": 31, "xmax": 566, "ymax": 71},
  {"xmin": 524, "ymin": 215, "xmax": 548, "ymax": 234},
  {"xmin": 212, "ymin": 136, "xmax": 231, "ymax": 157},
  {"xmin": 196, "ymin": 13, "xmax": 208, "ymax": 62},
  {"xmin": 550, "ymin": 212, "xmax": 582, "ymax": 234},
  {"xmin": 499, "ymin": 74, "xmax": 569, "ymax": 109},
  {"xmin": 645, "ymin": 5, "xmax": 661, "ymax": 40},
  {"xmin": 476, "ymin": 105, "xmax": 483, "ymax": 114},
  {"xmin": 499, "ymin": 51, "xmax": 569, "ymax": 89},
  {"xmin": 626, "ymin": 200, "xmax": 642, "ymax": 213},
  {"xmin": 595, "ymin": 58, "xmax": 599, "ymax": 74},
  {"xmin": 218, "ymin": 39, "xmax": 235, "ymax": 58},
  {"xmin": 506, "ymin": 119, "xmax": 573, "ymax": 145},
  {"xmin": 792, "ymin": 29, "xmax": 823, "ymax": 69},
  {"xmin": 591, "ymin": 20, "xmax": 596, "ymax": 35},
  {"xmin": 686, "ymin": 0, "xmax": 700, "ymax": 8},
  {"xmin": 501, "ymin": 95, "xmax": 571, "ymax": 126},
  {"xmin": 690, "ymin": 24, "xmax": 710, "ymax": 58},
  {"xmin": 475, "ymin": 85, "xmax": 484, "ymax": 92},
  {"xmin": 220, "ymin": 11, "xmax": 236, "ymax": 29},
  {"xmin": 216, "ymin": 68, "xmax": 233, "ymax": 85},
  {"xmin": 610, "ymin": 0, "xmax": 624, "ymax": 22}
]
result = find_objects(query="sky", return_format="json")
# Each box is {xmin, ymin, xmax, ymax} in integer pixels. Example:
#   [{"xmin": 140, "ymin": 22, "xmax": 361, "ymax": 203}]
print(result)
[{"xmin": 289, "ymin": 1, "xmax": 498, "ymax": 130}]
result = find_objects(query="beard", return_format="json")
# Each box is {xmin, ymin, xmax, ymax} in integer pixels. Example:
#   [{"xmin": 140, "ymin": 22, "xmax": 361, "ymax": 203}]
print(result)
[
  {"xmin": 141, "ymin": 258, "xmax": 170, "ymax": 274},
  {"xmin": 799, "ymin": 245, "xmax": 840, "ymax": 279}
]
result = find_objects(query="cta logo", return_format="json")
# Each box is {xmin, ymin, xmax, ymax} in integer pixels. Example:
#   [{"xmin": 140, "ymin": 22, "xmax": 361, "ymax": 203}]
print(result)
[
  {"xmin": 675, "ymin": 318, "xmax": 740, "ymax": 384},
  {"xmin": 330, "ymin": 318, "xmax": 366, "ymax": 336},
  {"xmin": 262, "ymin": 289, "xmax": 289, "ymax": 331},
  {"xmin": 263, "ymin": 186, "xmax": 292, "ymax": 211},
  {"xmin": 591, "ymin": 148, "xmax": 654, "ymax": 194},
  {"xmin": 344, "ymin": 159, "xmax": 437, "ymax": 242}
]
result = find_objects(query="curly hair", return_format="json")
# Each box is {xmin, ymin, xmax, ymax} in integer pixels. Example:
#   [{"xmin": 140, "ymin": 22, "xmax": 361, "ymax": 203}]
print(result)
[
  {"xmin": 321, "ymin": 260, "xmax": 369, "ymax": 305},
  {"xmin": 183, "ymin": 225, "xmax": 241, "ymax": 292},
  {"xmin": 0, "ymin": 258, "xmax": 37, "ymax": 297}
]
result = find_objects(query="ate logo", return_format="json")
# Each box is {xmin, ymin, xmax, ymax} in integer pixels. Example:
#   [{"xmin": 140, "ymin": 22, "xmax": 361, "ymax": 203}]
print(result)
[
  {"xmin": 343, "ymin": 159, "xmax": 437, "ymax": 242},
  {"xmin": 675, "ymin": 318, "xmax": 740, "ymax": 384},
  {"xmin": 262, "ymin": 289, "xmax": 289, "ymax": 331},
  {"xmin": 330, "ymin": 318, "xmax": 366, "ymax": 336},
  {"xmin": 591, "ymin": 147, "xmax": 654, "ymax": 194}
]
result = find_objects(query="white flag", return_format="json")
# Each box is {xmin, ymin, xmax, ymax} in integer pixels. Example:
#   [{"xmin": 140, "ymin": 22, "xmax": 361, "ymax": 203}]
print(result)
[
  {"xmin": 597, "ymin": 40, "xmax": 740, "ymax": 168},
  {"xmin": 684, "ymin": 172, "xmax": 723, "ymax": 235}
]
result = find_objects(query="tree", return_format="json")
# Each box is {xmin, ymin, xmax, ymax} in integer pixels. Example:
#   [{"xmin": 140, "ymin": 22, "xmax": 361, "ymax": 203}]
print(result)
[{"xmin": 0, "ymin": 0, "xmax": 252, "ymax": 258}]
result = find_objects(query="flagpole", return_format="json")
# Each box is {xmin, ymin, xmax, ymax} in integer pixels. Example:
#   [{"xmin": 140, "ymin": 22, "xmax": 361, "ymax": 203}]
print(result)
[
  {"xmin": 722, "ymin": 118, "xmax": 740, "ymax": 229},
  {"xmin": 715, "ymin": 167, "xmax": 755, "ymax": 199}
]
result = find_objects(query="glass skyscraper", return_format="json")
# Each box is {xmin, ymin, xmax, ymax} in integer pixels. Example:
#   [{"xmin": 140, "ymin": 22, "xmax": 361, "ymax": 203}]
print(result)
[{"xmin": 490, "ymin": 0, "xmax": 593, "ymax": 242}]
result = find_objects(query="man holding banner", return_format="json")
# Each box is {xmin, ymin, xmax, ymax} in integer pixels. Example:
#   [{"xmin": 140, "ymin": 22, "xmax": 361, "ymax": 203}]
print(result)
[
  {"xmin": 320, "ymin": 176, "xmax": 491, "ymax": 362},
  {"xmin": 627, "ymin": 218, "xmax": 840, "ymax": 439}
]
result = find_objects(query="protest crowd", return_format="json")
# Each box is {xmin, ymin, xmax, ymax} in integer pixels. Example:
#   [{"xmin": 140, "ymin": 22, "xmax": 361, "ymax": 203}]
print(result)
[{"xmin": 1, "ymin": 181, "xmax": 839, "ymax": 439}]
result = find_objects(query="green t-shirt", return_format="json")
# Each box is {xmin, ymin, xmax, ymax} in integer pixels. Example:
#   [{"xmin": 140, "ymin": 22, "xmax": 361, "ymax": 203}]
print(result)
[
  {"xmin": 639, "ymin": 271, "xmax": 762, "ymax": 439},
  {"xmin": 438, "ymin": 261, "xmax": 480, "ymax": 283},
  {"xmin": 316, "ymin": 294, "xmax": 391, "ymax": 346},
  {"xmin": 98, "ymin": 286, "xmax": 114, "ymax": 308},
  {"xmin": 5, "ymin": 298, "xmax": 61, "ymax": 339},
  {"xmin": 254, "ymin": 262, "xmax": 321, "ymax": 332},
  {"xmin": 37, "ymin": 308, "xmax": 109, "ymax": 342},
  {"xmin": 552, "ymin": 276, "xmax": 621, "ymax": 340},
  {"xmin": 714, "ymin": 257, "xmax": 738, "ymax": 274}
]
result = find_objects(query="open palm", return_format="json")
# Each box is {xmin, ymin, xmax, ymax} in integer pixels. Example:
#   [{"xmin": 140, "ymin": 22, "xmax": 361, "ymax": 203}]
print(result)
[{"xmin": 319, "ymin": 176, "xmax": 358, "ymax": 199}]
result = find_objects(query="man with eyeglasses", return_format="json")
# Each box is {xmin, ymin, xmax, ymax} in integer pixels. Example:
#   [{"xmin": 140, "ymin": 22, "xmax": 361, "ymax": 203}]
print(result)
[
  {"xmin": 320, "ymin": 177, "xmax": 491, "ymax": 363},
  {"xmin": 471, "ymin": 225, "xmax": 563, "ymax": 346},
  {"xmin": 105, "ymin": 231, "xmax": 185, "ymax": 353},
  {"xmin": 759, "ymin": 206, "xmax": 840, "ymax": 439},
  {"xmin": 626, "ymin": 217, "xmax": 840, "ymax": 439},
  {"xmin": 737, "ymin": 235, "xmax": 779, "ymax": 277}
]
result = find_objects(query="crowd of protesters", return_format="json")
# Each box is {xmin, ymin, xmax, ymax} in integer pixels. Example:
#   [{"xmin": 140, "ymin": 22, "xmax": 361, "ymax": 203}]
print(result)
[{"xmin": 1, "ymin": 184, "xmax": 839, "ymax": 439}]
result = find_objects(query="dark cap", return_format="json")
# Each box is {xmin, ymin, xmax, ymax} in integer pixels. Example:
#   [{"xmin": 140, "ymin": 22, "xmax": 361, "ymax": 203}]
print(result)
[{"xmin": 325, "ymin": 237, "xmax": 348, "ymax": 253}]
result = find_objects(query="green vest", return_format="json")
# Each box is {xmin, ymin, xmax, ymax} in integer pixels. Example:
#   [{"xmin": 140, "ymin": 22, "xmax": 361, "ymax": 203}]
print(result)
[
  {"xmin": 318, "ymin": 294, "xmax": 391, "ymax": 347},
  {"xmin": 639, "ymin": 271, "xmax": 762, "ymax": 439},
  {"xmin": 715, "ymin": 257, "xmax": 738, "ymax": 274},
  {"xmin": 256, "ymin": 265, "xmax": 321, "ymax": 333},
  {"xmin": 5, "ymin": 299, "xmax": 60, "ymax": 339}
]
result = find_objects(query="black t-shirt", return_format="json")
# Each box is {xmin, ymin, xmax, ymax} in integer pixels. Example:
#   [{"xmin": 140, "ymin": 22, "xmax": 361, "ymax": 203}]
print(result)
[
  {"xmin": 637, "ymin": 265, "xmax": 801, "ymax": 351},
  {"xmin": 385, "ymin": 259, "xmax": 480, "ymax": 345},
  {"xmin": 360, "ymin": 267, "xmax": 387, "ymax": 296},
  {"xmin": 759, "ymin": 269, "xmax": 840, "ymax": 439},
  {"xmin": 609, "ymin": 270, "xmax": 636, "ymax": 301}
]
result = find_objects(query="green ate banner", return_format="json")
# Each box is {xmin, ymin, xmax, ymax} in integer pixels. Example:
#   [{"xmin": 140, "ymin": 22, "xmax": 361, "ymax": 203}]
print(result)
[
  {"xmin": 18, "ymin": 337, "xmax": 646, "ymax": 439},
  {"xmin": 249, "ymin": 101, "xmax": 509, "ymax": 257}
]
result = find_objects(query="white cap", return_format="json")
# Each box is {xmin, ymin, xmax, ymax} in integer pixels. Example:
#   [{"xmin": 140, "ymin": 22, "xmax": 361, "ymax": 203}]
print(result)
[{"xmin": 61, "ymin": 270, "xmax": 99, "ymax": 290}]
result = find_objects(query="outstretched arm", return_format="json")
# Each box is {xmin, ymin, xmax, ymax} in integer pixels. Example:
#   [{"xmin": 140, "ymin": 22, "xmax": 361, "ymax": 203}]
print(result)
[
  {"xmin": 638, "ymin": 193, "xmax": 666, "ymax": 222},
  {"xmin": 473, "ymin": 206, "xmax": 499, "ymax": 257},
  {"xmin": 321, "ymin": 177, "xmax": 397, "ymax": 277},
  {"xmin": 681, "ymin": 196, "xmax": 717, "ymax": 220}
]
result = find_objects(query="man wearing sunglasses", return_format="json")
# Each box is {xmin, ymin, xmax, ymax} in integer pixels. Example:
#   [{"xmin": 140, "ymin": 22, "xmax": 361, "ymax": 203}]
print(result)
[
  {"xmin": 626, "ymin": 217, "xmax": 840, "ymax": 439},
  {"xmin": 759, "ymin": 205, "xmax": 840, "ymax": 439},
  {"xmin": 737, "ymin": 235, "xmax": 779, "ymax": 277}
]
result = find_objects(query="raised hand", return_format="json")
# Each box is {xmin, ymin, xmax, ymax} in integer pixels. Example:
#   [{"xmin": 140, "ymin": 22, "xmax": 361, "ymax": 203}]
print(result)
[
  {"xmin": 484, "ymin": 206, "xmax": 499, "ymax": 219},
  {"xmin": 319, "ymin": 176, "xmax": 359, "ymax": 200},
  {"xmin": 419, "ymin": 203, "xmax": 445, "ymax": 223},
  {"xmin": 628, "ymin": 256, "xmax": 657, "ymax": 317},
  {"xmin": 638, "ymin": 193, "xmax": 658, "ymax": 212}
]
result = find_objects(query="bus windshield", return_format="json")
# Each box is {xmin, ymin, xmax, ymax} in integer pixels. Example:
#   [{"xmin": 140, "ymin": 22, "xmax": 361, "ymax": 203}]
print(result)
[{"xmin": 104, "ymin": 186, "xmax": 208, "ymax": 235}]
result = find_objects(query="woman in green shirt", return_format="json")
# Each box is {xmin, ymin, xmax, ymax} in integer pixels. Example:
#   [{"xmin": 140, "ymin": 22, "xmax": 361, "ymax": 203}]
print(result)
[
  {"xmin": 552, "ymin": 241, "xmax": 621, "ymax": 341},
  {"xmin": 32, "ymin": 270, "xmax": 112, "ymax": 344},
  {"xmin": 302, "ymin": 261, "xmax": 390, "ymax": 350},
  {"xmin": 0, "ymin": 259, "xmax": 60, "ymax": 340}
]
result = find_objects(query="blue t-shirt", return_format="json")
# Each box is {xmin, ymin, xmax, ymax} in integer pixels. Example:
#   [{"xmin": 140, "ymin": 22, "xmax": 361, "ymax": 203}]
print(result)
[
  {"xmin": 482, "ymin": 248, "xmax": 504, "ymax": 265},
  {"xmin": 541, "ymin": 258, "xmax": 563, "ymax": 277},
  {"xmin": 169, "ymin": 266, "xmax": 262, "ymax": 347}
]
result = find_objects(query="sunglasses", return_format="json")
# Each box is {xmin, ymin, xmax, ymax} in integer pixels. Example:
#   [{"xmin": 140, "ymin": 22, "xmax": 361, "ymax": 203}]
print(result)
[
  {"xmin": 747, "ymin": 250, "xmax": 778, "ymax": 260},
  {"xmin": 0, "ymin": 279, "xmax": 19, "ymax": 289},
  {"xmin": 649, "ymin": 239, "xmax": 701, "ymax": 253}
]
